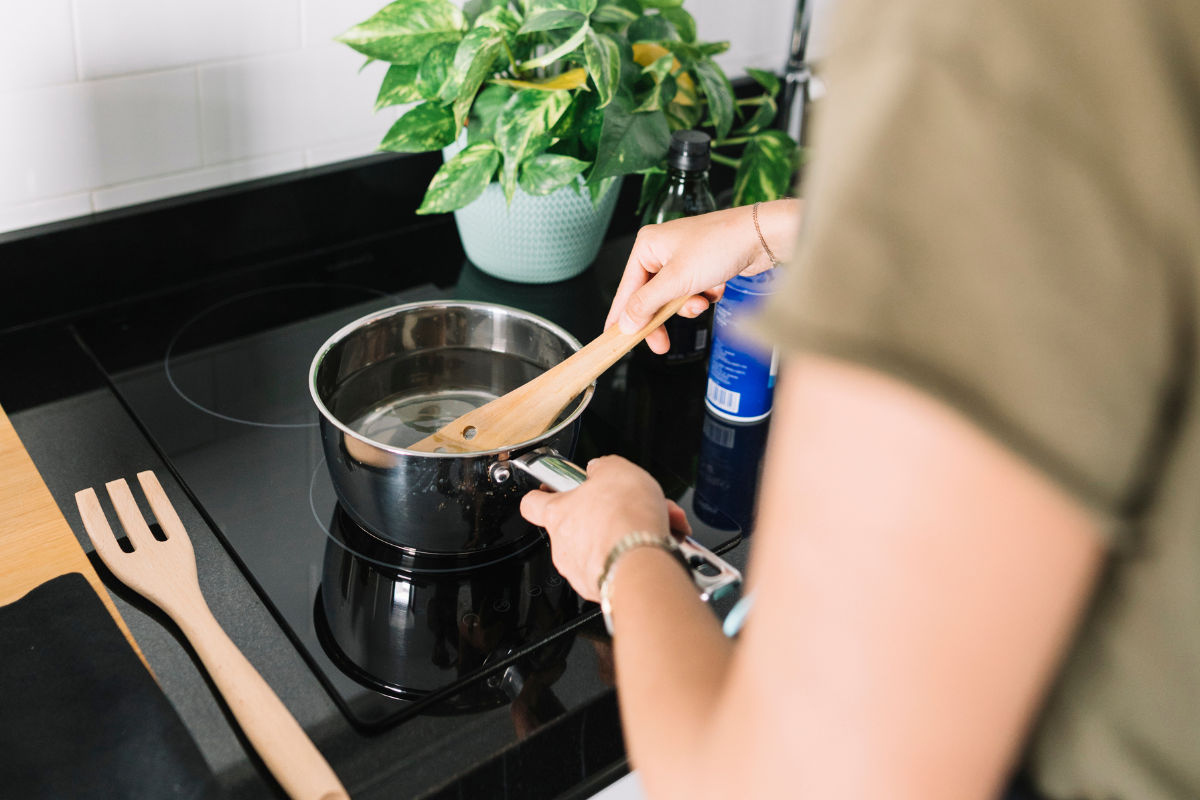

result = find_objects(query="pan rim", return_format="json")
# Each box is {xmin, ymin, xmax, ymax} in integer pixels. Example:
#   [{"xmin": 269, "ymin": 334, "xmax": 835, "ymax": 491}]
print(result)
[{"xmin": 308, "ymin": 299, "xmax": 595, "ymax": 459}]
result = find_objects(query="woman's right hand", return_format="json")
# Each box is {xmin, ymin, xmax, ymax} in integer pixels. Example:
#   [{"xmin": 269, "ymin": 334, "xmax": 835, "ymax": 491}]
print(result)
[{"xmin": 607, "ymin": 199, "xmax": 801, "ymax": 353}]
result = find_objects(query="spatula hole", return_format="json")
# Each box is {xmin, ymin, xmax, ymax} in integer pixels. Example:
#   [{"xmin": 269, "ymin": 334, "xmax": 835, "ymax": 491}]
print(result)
[{"xmin": 462, "ymin": 426, "xmax": 477, "ymax": 440}]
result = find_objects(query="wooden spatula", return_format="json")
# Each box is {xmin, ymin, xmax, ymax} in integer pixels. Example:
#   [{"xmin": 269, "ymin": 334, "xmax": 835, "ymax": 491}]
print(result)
[{"xmin": 409, "ymin": 296, "xmax": 689, "ymax": 453}]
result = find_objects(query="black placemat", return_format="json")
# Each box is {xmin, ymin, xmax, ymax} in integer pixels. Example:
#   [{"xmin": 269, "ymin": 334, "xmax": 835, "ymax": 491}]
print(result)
[{"xmin": 0, "ymin": 572, "xmax": 225, "ymax": 799}]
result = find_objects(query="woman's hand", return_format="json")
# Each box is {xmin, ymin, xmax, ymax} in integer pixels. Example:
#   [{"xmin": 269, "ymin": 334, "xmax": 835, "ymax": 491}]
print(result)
[
  {"xmin": 608, "ymin": 199, "xmax": 801, "ymax": 353},
  {"xmin": 520, "ymin": 456, "xmax": 691, "ymax": 602}
]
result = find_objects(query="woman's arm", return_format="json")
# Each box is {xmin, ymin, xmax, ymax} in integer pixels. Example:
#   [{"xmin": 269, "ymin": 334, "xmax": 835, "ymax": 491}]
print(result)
[{"xmin": 524, "ymin": 355, "xmax": 1104, "ymax": 799}]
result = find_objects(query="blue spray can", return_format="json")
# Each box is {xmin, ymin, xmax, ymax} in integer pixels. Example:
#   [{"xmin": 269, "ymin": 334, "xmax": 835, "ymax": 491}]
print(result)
[{"xmin": 704, "ymin": 270, "xmax": 779, "ymax": 422}]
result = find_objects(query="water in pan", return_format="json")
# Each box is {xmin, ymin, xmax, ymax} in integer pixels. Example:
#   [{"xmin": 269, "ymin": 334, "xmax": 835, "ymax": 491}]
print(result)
[{"xmin": 347, "ymin": 389, "xmax": 497, "ymax": 449}]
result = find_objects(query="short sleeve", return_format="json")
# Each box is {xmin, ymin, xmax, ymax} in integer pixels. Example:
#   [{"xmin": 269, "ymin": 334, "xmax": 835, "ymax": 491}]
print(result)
[{"xmin": 756, "ymin": 0, "xmax": 1194, "ymax": 537}]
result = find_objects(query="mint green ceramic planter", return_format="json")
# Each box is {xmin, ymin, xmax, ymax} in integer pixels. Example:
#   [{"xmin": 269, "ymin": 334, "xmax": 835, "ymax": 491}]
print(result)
[{"xmin": 452, "ymin": 177, "xmax": 623, "ymax": 284}]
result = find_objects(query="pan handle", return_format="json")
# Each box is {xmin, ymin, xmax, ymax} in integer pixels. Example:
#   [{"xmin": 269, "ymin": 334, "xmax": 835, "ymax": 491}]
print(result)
[{"xmin": 505, "ymin": 448, "xmax": 743, "ymax": 604}]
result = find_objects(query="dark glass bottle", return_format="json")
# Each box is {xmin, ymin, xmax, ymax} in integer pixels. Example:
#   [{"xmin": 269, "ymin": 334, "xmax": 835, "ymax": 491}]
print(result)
[{"xmin": 643, "ymin": 130, "xmax": 717, "ymax": 364}]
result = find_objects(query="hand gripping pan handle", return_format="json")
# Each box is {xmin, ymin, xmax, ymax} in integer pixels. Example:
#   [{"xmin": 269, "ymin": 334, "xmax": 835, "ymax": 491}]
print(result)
[{"xmin": 500, "ymin": 448, "xmax": 743, "ymax": 603}]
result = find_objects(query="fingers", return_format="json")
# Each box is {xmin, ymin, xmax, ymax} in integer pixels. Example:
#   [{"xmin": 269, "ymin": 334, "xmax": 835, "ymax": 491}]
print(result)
[{"xmin": 665, "ymin": 499, "xmax": 692, "ymax": 538}]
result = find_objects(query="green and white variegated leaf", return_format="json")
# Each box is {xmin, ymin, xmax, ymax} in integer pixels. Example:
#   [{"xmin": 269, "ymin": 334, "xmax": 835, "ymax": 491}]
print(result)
[
  {"xmin": 518, "ymin": 20, "xmax": 591, "ymax": 69},
  {"xmin": 733, "ymin": 94, "xmax": 777, "ymax": 136},
  {"xmin": 518, "ymin": 153, "xmax": 589, "ymax": 195},
  {"xmin": 745, "ymin": 67, "xmax": 780, "ymax": 97},
  {"xmin": 636, "ymin": 167, "xmax": 666, "ymax": 214},
  {"xmin": 336, "ymin": 0, "xmax": 466, "ymax": 64},
  {"xmin": 583, "ymin": 29, "xmax": 621, "ymax": 108},
  {"xmin": 658, "ymin": 7, "xmax": 695, "ymax": 42},
  {"xmin": 452, "ymin": 27, "xmax": 504, "ymax": 132},
  {"xmin": 474, "ymin": 5, "xmax": 523, "ymax": 33},
  {"xmin": 418, "ymin": 142, "xmax": 501, "ymax": 214},
  {"xmin": 416, "ymin": 41, "xmax": 459, "ymax": 102},
  {"xmin": 379, "ymin": 101, "xmax": 458, "ymax": 152},
  {"xmin": 463, "ymin": 0, "xmax": 507, "ymax": 26},
  {"xmin": 586, "ymin": 174, "xmax": 617, "ymax": 206},
  {"xmin": 658, "ymin": 39, "xmax": 700, "ymax": 67},
  {"xmin": 627, "ymin": 14, "xmax": 677, "ymax": 42},
  {"xmin": 635, "ymin": 0, "xmax": 682, "ymax": 8},
  {"xmin": 518, "ymin": 8, "xmax": 585, "ymax": 33},
  {"xmin": 375, "ymin": 64, "xmax": 422, "ymax": 109},
  {"xmin": 495, "ymin": 88, "xmax": 573, "ymax": 202},
  {"xmin": 698, "ymin": 40, "xmax": 729, "ymax": 57},
  {"xmin": 526, "ymin": 0, "xmax": 597, "ymax": 14},
  {"xmin": 634, "ymin": 71, "xmax": 674, "ymax": 112},
  {"xmin": 592, "ymin": 0, "xmax": 640, "ymax": 26},
  {"xmin": 693, "ymin": 56, "xmax": 734, "ymax": 140},
  {"xmin": 589, "ymin": 91, "xmax": 670, "ymax": 180},
  {"xmin": 467, "ymin": 83, "xmax": 513, "ymax": 143},
  {"xmin": 732, "ymin": 129, "xmax": 797, "ymax": 206}
]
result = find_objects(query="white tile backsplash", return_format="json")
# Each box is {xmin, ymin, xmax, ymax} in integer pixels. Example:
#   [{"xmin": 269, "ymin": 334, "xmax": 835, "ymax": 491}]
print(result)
[
  {"xmin": 0, "ymin": 0, "xmax": 820, "ymax": 236},
  {"xmin": 73, "ymin": 0, "xmax": 302, "ymax": 79},
  {"xmin": 199, "ymin": 45, "xmax": 399, "ymax": 164},
  {"xmin": 0, "ymin": 69, "xmax": 200, "ymax": 207},
  {"xmin": 0, "ymin": 194, "xmax": 92, "ymax": 234},
  {"xmin": 92, "ymin": 151, "xmax": 305, "ymax": 211},
  {"xmin": 0, "ymin": 0, "xmax": 78, "ymax": 93}
]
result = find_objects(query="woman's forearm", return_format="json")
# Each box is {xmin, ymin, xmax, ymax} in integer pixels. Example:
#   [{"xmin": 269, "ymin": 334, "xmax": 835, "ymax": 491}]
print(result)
[{"xmin": 607, "ymin": 547, "xmax": 734, "ymax": 799}]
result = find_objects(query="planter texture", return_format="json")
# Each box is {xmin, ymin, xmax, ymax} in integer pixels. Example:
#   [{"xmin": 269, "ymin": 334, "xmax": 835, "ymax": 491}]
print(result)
[{"xmin": 452, "ymin": 177, "xmax": 623, "ymax": 284}]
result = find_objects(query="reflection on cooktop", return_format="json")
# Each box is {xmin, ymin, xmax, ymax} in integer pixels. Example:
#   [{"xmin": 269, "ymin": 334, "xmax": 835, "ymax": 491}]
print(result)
[{"xmin": 316, "ymin": 504, "xmax": 579, "ymax": 719}]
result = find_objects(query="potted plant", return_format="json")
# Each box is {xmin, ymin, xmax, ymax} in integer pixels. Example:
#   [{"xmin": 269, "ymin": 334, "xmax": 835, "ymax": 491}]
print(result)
[{"xmin": 338, "ymin": 0, "xmax": 797, "ymax": 283}]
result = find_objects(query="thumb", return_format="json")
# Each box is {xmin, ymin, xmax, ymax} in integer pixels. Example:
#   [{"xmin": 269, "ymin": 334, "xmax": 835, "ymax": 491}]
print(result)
[
  {"xmin": 520, "ymin": 489, "xmax": 555, "ymax": 526},
  {"xmin": 618, "ymin": 267, "xmax": 687, "ymax": 335}
]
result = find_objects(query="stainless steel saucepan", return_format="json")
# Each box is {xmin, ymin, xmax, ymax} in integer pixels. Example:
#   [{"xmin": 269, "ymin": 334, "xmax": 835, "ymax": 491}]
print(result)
[
  {"xmin": 310, "ymin": 300, "xmax": 741, "ymax": 603},
  {"xmin": 309, "ymin": 301, "xmax": 593, "ymax": 556}
]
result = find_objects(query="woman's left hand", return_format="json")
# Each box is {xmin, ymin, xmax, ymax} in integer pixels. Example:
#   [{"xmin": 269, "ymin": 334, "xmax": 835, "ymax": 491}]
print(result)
[{"xmin": 520, "ymin": 455, "xmax": 691, "ymax": 602}]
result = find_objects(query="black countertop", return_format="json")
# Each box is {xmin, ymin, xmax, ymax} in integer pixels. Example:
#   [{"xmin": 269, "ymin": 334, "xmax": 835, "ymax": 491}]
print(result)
[{"xmin": 0, "ymin": 151, "xmax": 760, "ymax": 800}]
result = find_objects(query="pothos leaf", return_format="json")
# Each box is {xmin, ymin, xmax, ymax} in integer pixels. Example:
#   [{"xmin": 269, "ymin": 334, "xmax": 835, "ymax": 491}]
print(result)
[
  {"xmin": 589, "ymin": 90, "xmax": 670, "ymax": 180},
  {"xmin": 518, "ymin": 20, "xmax": 591, "ymax": 69},
  {"xmin": 519, "ymin": 153, "xmax": 589, "ymax": 195},
  {"xmin": 452, "ymin": 28, "xmax": 505, "ymax": 133},
  {"xmin": 418, "ymin": 142, "xmax": 501, "ymax": 214},
  {"xmin": 336, "ymin": 0, "xmax": 466, "ymax": 64},
  {"xmin": 634, "ymin": 72, "xmax": 674, "ymax": 112},
  {"xmin": 463, "ymin": 0, "xmax": 507, "ymax": 26},
  {"xmin": 474, "ymin": 5, "xmax": 523, "ymax": 34},
  {"xmin": 375, "ymin": 64, "xmax": 422, "ymax": 109},
  {"xmin": 698, "ymin": 40, "xmax": 730, "ymax": 57},
  {"xmin": 744, "ymin": 67, "xmax": 781, "ymax": 97},
  {"xmin": 733, "ymin": 94, "xmax": 777, "ymax": 136},
  {"xmin": 583, "ymin": 29, "xmax": 621, "ymax": 108},
  {"xmin": 380, "ymin": 101, "xmax": 458, "ymax": 152},
  {"xmin": 587, "ymin": 174, "xmax": 618, "ymax": 206},
  {"xmin": 693, "ymin": 57, "xmax": 734, "ymax": 140},
  {"xmin": 526, "ymin": 0, "xmax": 597, "ymax": 14},
  {"xmin": 732, "ymin": 129, "xmax": 797, "ymax": 207},
  {"xmin": 592, "ymin": 0, "xmax": 640, "ymax": 26},
  {"xmin": 416, "ymin": 41, "xmax": 459, "ymax": 102},
  {"xmin": 495, "ymin": 88, "xmax": 573, "ymax": 202},
  {"xmin": 467, "ymin": 83, "xmax": 513, "ymax": 143},
  {"xmin": 635, "ymin": 0, "xmax": 683, "ymax": 8},
  {"xmin": 657, "ymin": 7, "xmax": 695, "ymax": 42},
  {"xmin": 627, "ymin": 14, "xmax": 677, "ymax": 42},
  {"xmin": 518, "ymin": 9, "xmax": 585, "ymax": 33},
  {"xmin": 492, "ymin": 67, "xmax": 589, "ymax": 91}
]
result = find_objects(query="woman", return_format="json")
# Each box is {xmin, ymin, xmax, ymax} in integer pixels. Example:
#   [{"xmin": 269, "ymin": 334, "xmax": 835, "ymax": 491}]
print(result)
[{"xmin": 521, "ymin": 0, "xmax": 1200, "ymax": 798}]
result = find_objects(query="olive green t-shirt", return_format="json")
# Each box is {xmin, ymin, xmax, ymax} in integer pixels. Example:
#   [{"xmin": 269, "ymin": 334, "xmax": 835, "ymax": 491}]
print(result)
[{"xmin": 758, "ymin": 0, "xmax": 1200, "ymax": 797}]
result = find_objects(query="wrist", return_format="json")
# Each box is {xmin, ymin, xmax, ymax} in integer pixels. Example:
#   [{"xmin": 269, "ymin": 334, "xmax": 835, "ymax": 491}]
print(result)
[{"xmin": 746, "ymin": 198, "xmax": 800, "ymax": 271}]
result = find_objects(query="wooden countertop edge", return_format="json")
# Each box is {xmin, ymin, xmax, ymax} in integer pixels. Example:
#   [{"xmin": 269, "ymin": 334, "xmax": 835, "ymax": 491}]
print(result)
[{"xmin": 0, "ymin": 403, "xmax": 150, "ymax": 673}]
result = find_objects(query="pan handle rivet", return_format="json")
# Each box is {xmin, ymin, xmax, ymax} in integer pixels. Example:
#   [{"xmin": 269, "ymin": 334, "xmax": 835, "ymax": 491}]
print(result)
[{"xmin": 491, "ymin": 464, "xmax": 512, "ymax": 483}]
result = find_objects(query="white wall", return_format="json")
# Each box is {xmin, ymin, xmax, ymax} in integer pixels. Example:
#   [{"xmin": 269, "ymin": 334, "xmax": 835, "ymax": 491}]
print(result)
[{"xmin": 0, "ymin": 0, "xmax": 820, "ymax": 236}]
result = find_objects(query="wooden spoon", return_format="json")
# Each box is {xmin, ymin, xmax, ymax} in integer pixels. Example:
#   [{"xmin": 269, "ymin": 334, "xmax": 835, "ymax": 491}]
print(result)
[{"xmin": 409, "ymin": 296, "xmax": 689, "ymax": 453}]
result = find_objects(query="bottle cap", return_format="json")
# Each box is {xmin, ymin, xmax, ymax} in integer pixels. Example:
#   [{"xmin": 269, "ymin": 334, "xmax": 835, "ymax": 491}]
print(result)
[{"xmin": 667, "ymin": 130, "xmax": 711, "ymax": 171}]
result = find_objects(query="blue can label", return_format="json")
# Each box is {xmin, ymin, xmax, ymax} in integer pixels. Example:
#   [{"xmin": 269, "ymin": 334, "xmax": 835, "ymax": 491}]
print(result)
[{"xmin": 705, "ymin": 272, "xmax": 778, "ymax": 422}]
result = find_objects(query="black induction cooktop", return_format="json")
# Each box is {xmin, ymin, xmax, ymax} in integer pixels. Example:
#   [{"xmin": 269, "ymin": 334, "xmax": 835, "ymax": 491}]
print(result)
[{"xmin": 66, "ymin": 266, "xmax": 759, "ymax": 733}]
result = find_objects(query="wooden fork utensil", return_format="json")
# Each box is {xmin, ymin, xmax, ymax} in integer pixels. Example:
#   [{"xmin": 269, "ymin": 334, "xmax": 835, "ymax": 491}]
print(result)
[{"xmin": 75, "ymin": 471, "xmax": 349, "ymax": 800}]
